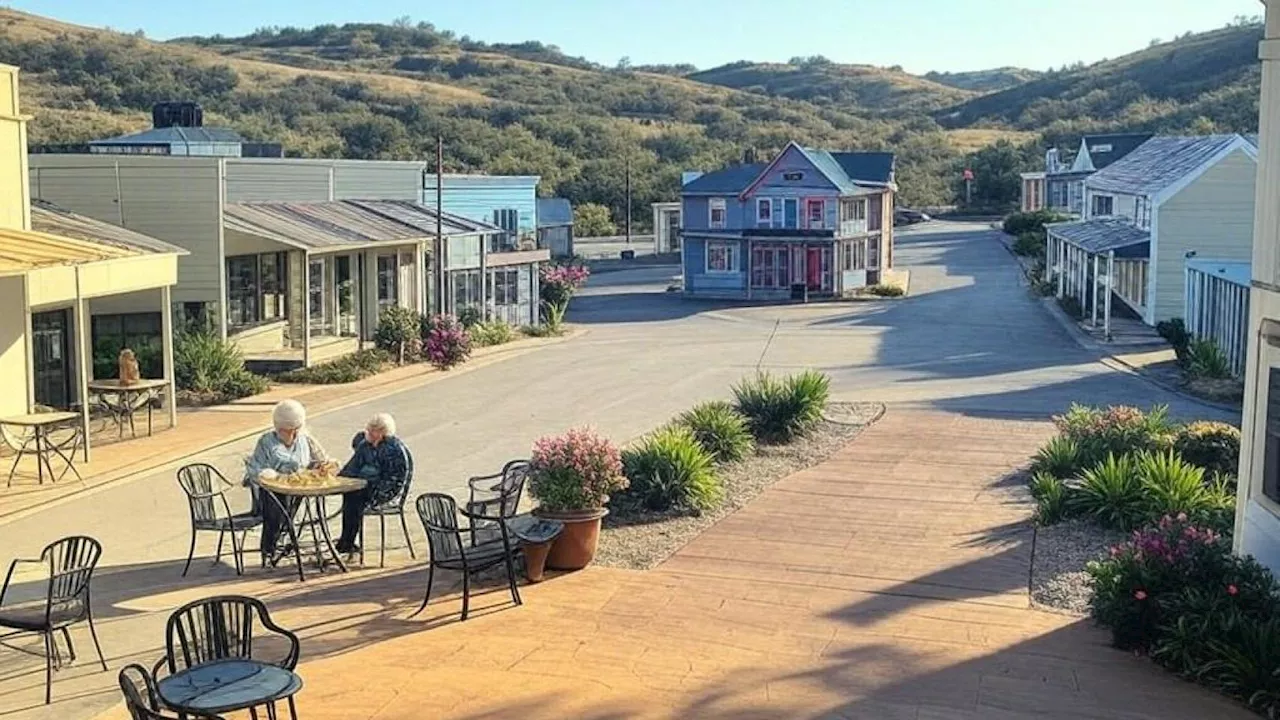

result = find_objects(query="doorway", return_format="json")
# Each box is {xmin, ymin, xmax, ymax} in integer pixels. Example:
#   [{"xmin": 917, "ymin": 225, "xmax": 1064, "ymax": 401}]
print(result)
[{"xmin": 32, "ymin": 309, "xmax": 72, "ymax": 410}]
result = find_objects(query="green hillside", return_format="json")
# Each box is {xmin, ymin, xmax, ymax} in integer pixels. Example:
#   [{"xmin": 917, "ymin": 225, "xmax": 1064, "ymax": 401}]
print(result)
[
  {"xmin": 937, "ymin": 23, "xmax": 1262, "ymax": 136},
  {"xmin": 923, "ymin": 67, "xmax": 1041, "ymax": 93}
]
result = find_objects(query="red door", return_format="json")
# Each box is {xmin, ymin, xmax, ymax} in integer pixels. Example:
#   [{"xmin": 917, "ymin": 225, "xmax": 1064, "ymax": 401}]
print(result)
[{"xmin": 806, "ymin": 247, "xmax": 822, "ymax": 290}]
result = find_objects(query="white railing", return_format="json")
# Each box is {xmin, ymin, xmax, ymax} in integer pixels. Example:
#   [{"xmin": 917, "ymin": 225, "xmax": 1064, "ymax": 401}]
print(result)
[{"xmin": 1185, "ymin": 265, "xmax": 1250, "ymax": 378}]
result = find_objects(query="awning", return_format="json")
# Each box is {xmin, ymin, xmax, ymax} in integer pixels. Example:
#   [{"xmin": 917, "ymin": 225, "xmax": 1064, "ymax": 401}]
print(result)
[
  {"xmin": 1047, "ymin": 219, "xmax": 1150, "ymax": 259},
  {"xmin": 0, "ymin": 201, "xmax": 186, "ymax": 276},
  {"xmin": 224, "ymin": 200, "xmax": 505, "ymax": 252}
]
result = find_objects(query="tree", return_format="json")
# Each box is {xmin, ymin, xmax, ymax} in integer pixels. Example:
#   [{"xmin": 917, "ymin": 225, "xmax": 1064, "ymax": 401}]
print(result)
[
  {"xmin": 574, "ymin": 203, "xmax": 617, "ymax": 237},
  {"xmin": 957, "ymin": 140, "xmax": 1036, "ymax": 211}
]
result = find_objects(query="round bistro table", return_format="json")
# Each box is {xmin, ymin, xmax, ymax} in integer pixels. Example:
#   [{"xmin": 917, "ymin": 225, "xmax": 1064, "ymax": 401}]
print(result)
[
  {"xmin": 157, "ymin": 658, "xmax": 302, "ymax": 719},
  {"xmin": 258, "ymin": 474, "xmax": 367, "ymax": 581}
]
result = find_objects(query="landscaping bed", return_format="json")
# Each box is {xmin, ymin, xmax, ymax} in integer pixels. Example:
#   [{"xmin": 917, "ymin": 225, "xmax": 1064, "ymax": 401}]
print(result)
[{"xmin": 595, "ymin": 401, "xmax": 883, "ymax": 570}]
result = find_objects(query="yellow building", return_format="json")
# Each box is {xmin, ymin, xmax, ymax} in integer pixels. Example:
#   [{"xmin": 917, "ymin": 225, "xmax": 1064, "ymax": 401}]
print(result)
[{"xmin": 0, "ymin": 63, "xmax": 183, "ymax": 458}]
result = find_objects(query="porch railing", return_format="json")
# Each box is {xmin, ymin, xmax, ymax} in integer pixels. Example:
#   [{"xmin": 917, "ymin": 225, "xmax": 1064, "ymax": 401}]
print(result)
[{"xmin": 1185, "ymin": 265, "xmax": 1250, "ymax": 378}]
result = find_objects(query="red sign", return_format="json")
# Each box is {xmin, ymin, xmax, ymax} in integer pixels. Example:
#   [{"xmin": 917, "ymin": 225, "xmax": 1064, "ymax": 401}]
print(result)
[{"xmin": 962, "ymin": 169, "xmax": 974, "ymax": 181}]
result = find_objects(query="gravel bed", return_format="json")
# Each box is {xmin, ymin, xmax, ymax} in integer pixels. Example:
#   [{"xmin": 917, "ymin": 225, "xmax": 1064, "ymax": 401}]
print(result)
[
  {"xmin": 594, "ymin": 402, "xmax": 885, "ymax": 570},
  {"xmin": 1031, "ymin": 519, "xmax": 1126, "ymax": 615}
]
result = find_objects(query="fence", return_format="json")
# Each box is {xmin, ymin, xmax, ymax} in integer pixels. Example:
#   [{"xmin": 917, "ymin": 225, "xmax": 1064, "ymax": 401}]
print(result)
[{"xmin": 1184, "ymin": 259, "xmax": 1250, "ymax": 377}]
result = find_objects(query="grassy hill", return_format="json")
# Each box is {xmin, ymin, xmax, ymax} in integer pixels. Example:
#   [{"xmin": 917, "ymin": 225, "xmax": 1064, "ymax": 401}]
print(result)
[
  {"xmin": 688, "ymin": 59, "xmax": 975, "ymax": 117},
  {"xmin": 937, "ymin": 23, "xmax": 1262, "ymax": 136},
  {"xmin": 923, "ymin": 67, "xmax": 1040, "ymax": 93}
]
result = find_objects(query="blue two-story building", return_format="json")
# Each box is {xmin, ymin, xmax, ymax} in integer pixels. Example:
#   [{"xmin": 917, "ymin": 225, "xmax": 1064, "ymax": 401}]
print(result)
[{"xmin": 680, "ymin": 142, "xmax": 896, "ymax": 301}]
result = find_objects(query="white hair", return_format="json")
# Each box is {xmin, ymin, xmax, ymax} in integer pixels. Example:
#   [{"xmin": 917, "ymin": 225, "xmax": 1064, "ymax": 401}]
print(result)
[
  {"xmin": 367, "ymin": 412, "xmax": 397, "ymax": 437},
  {"xmin": 272, "ymin": 400, "xmax": 307, "ymax": 431}
]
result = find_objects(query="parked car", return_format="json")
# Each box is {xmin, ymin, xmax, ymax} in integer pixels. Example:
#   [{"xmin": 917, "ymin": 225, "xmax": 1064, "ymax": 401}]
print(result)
[{"xmin": 894, "ymin": 208, "xmax": 931, "ymax": 225}]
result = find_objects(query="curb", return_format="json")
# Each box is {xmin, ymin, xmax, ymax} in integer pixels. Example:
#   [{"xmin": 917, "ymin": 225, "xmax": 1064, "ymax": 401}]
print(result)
[{"xmin": 0, "ymin": 329, "xmax": 585, "ymax": 527}]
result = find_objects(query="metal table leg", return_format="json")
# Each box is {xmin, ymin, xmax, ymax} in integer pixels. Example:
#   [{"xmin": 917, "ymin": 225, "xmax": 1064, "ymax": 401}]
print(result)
[{"xmin": 34, "ymin": 427, "xmax": 46, "ymax": 486}]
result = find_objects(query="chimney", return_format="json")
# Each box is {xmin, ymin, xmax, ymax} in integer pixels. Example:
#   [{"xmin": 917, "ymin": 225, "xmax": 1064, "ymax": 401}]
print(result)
[{"xmin": 743, "ymin": 147, "xmax": 758, "ymax": 164}]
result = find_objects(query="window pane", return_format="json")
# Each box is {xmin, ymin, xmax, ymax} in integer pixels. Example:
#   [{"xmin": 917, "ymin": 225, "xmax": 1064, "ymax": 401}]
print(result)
[{"xmin": 226, "ymin": 256, "xmax": 258, "ymax": 326}]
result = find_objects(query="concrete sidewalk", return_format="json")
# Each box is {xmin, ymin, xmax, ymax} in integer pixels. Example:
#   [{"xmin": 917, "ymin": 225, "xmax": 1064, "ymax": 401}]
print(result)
[
  {"xmin": 0, "ymin": 332, "xmax": 576, "ymax": 525},
  {"xmin": 67, "ymin": 409, "xmax": 1253, "ymax": 720}
]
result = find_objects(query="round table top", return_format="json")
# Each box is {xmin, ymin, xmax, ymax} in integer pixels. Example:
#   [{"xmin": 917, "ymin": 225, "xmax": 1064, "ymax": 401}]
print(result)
[
  {"xmin": 86, "ymin": 378, "xmax": 168, "ymax": 391},
  {"xmin": 157, "ymin": 659, "xmax": 302, "ymax": 715},
  {"xmin": 259, "ymin": 473, "xmax": 367, "ymax": 497}
]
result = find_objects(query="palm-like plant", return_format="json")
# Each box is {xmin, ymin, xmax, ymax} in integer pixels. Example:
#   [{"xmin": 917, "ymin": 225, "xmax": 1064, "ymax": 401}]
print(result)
[
  {"xmin": 1031, "ymin": 436, "xmax": 1083, "ymax": 479},
  {"xmin": 1136, "ymin": 450, "xmax": 1210, "ymax": 521},
  {"xmin": 1069, "ymin": 453, "xmax": 1145, "ymax": 530}
]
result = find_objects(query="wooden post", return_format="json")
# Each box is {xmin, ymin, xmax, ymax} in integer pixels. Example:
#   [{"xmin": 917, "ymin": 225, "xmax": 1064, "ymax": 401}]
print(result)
[
  {"xmin": 745, "ymin": 240, "xmax": 753, "ymax": 301},
  {"xmin": 162, "ymin": 285, "xmax": 177, "ymax": 429},
  {"xmin": 302, "ymin": 253, "xmax": 312, "ymax": 368},
  {"xmin": 74, "ymin": 269, "xmax": 91, "ymax": 462},
  {"xmin": 435, "ymin": 136, "xmax": 445, "ymax": 317},
  {"xmin": 1092, "ymin": 254, "xmax": 1100, "ymax": 327},
  {"xmin": 1056, "ymin": 237, "xmax": 1064, "ymax": 298},
  {"xmin": 1105, "ymin": 252, "xmax": 1114, "ymax": 340}
]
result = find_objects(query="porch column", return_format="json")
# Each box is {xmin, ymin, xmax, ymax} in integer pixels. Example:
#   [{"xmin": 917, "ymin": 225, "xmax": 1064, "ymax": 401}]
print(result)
[
  {"xmin": 75, "ymin": 292, "xmax": 91, "ymax": 462},
  {"xmin": 162, "ymin": 285, "xmax": 177, "ymax": 429},
  {"xmin": 479, "ymin": 235, "xmax": 488, "ymax": 321},
  {"xmin": 1105, "ymin": 252, "xmax": 1114, "ymax": 340},
  {"xmin": 415, "ymin": 241, "xmax": 428, "ymax": 316},
  {"xmin": 1056, "ymin": 236, "xmax": 1064, "ymax": 298},
  {"xmin": 302, "ymin": 251, "xmax": 312, "ymax": 368},
  {"xmin": 1091, "ymin": 254, "xmax": 1100, "ymax": 327},
  {"xmin": 745, "ymin": 240, "xmax": 753, "ymax": 300}
]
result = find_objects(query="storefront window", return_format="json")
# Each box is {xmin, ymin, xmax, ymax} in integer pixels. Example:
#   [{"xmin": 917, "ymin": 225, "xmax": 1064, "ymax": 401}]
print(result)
[
  {"xmin": 92, "ymin": 313, "xmax": 163, "ymax": 380},
  {"xmin": 225, "ymin": 252, "xmax": 287, "ymax": 328},
  {"xmin": 377, "ymin": 254, "xmax": 399, "ymax": 312}
]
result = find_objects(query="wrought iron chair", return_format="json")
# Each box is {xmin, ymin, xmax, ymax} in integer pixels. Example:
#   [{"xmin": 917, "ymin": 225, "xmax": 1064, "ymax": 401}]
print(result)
[
  {"xmin": 411, "ymin": 493, "xmax": 521, "ymax": 622},
  {"xmin": 119, "ymin": 664, "xmax": 223, "ymax": 720},
  {"xmin": 465, "ymin": 459, "xmax": 530, "ymax": 546},
  {"xmin": 357, "ymin": 441, "xmax": 417, "ymax": 568},
  {"xmin": 176, "ymin": 464, "xmax": 264, "ymax": 577},
  {"xmin": 156, "ymin": 595, "xmax": 300, "ymax": 720},
  {"xmin": 0, "ymin": 536, "xmax": 108, "ymax": 704}
]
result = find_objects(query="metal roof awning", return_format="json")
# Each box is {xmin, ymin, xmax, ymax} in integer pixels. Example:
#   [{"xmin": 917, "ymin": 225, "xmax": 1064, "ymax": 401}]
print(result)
[
  {"xmin": 0, "ymin": 202, "xmax": 186, "ymax": 277},
  {"xmin": 1047, "ymin": 219, "xmax": 1151, "ymax": 259},
  {"xmin": 223, "ymin": 200, "xmax": 505, "ymax": 252}
]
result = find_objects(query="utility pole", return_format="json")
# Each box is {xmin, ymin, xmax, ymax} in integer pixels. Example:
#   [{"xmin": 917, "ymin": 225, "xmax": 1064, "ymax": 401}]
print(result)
[
  {"xmin": 625, "ymin": 157, "xmax": 632, "ymax": 245},
  {"xmin": 435, "ymin": 134, "xmax": 444, "ymax": 316}
]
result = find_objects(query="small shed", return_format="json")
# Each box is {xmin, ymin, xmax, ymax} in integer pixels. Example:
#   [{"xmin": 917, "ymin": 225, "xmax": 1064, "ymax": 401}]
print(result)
[
  {"xmin": 1185, "ymin": 258, "xmax": 1250, "ymax": 377},
  {"xmin": 536, "ymin": 198, "xmax": 574, "ymax": 258}
]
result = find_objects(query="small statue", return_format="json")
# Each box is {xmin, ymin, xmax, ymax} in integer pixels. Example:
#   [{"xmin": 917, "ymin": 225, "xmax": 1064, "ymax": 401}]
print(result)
[{"xmin": 118, "ymin": 348, "xmax": 140, "ymax": 386}]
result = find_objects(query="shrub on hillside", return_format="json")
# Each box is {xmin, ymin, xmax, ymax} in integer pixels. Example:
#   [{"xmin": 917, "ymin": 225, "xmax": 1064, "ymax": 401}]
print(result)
[
  {"xmin": 1002, "ymin": 209, "xmax": 1066, "ymax": 236},
  {"xmin": 173, "ymin": 329, "xmax": 267, "ymax": 401},
  {"xmin": 276, "ymin": 349, "xmax": 387, "ymax": 384},
  {"xmin": 374, "ymin": 306, "xmax": 421, "ymax": 363},
  {"xmin": 422, "ymin": 314, "xmax": 472, "ymax": 369},
  {"xmin": 733, "ymin": 370, "xmax": 830, "ymax": 443},
  {"xmin": 677, "ymin": 401, "xmax": 754, "ymax": 463},
  {"xmin": 620, "ymin": 425, "xmax": 722, "ymax": 513},
  {"xmin": 1173, "ymin": 421, "xmax": 1241, "ymax": 479}
]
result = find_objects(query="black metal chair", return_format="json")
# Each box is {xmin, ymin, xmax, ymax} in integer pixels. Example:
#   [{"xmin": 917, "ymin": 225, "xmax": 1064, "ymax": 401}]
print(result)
[
  {"xmin": 358, "ymin": 442, "xmax": 417, "ymax": 568},
  {"xmin": 0, "ymin": 536, "xmax": 108, "ymax": 704},
  {"xmin": 156, "ymin": 595, "xmax": 300, "ymax": 719},
  {"xmin": 177, "ymin": 464, "xmax": 263, "ymax": 577},
  {"xmin": 119, "ymin": 663, "xmax": 223, "ymax": 720},
  {"xmin": 466, "ymin": 459, "xmax": 530, "ymax": 546},
  {"xmin": 411, "ymin": 493, "xmax": 521, "ymax": 622}
]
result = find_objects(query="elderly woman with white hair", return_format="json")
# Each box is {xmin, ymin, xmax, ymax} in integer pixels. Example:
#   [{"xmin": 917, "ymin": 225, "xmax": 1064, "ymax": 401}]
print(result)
[
  {"xmin": 334, "ymin": 412, "xmax": 409, "ymax": 554},
  {"xmin": 245, "ymin": 399, "xmax": 331, "ymax": 557}
]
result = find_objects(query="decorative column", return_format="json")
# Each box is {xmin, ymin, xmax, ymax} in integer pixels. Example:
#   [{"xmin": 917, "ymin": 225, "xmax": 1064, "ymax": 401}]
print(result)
[{"xmin": 162, "ymin": 285, "xmax": 177, "ymax": 429}]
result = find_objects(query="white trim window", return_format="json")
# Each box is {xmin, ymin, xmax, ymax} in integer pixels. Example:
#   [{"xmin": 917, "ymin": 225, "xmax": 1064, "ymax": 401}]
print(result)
[
  {"xmin": 756, "ymin": 198, "xmax": 772, "ymax": 226},
  {"xmin": 709, "ymin": 198, "xmax": 727, "ymax": 229},
  {"xmin": 706, "ymin": 242, "xmax": 739, "ymax": 273},
  {"xmin": 1091, "ymin": 194, "xmax": 1115, "ymax": 218},
  {"xmin": 806, "ymin": 199, "xmax": 826, "ymax": 229}
]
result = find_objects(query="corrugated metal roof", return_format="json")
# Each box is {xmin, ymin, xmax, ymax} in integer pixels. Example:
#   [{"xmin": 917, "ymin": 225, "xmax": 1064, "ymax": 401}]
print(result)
[
  {"xmin": 537, "ymin": 198, "xmax": 573, "ymax": 227},
  {"xmin": 1048, "ymin": 219, "xmax": 1151, "ymax": 256},
  {"xmin": 30, "ymin": 199, "xmax": 187, "ymax": 255},
  {"xmin": 224, "ymin": 200, "xmax": 503, "ymax": 251},
  {"xmin": 1087, "ymin": 135, "xmax": 1248, "ymax": 196},
  {"xmin": 1186, "ymin": 259, "xmax": 1250, "ymax": 288},
  {"xmin": 90, "ymin": 126, "xmax": 244, "ymax": 146}
]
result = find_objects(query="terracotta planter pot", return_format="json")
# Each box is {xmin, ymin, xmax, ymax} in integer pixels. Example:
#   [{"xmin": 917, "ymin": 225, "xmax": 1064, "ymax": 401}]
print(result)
[
  {"xmin": 534, "ymin": 507, "xmax": 608, "ymax": 571},
  {"xmin": 522, "ymin": 541, "xmax": 553, "ymax": 583}
]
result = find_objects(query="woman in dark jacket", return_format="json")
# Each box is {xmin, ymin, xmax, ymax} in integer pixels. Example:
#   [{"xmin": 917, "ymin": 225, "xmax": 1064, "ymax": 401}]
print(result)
[{"xmin": 335, "ymin": 413, "xmax": 409, "ymax": 554}]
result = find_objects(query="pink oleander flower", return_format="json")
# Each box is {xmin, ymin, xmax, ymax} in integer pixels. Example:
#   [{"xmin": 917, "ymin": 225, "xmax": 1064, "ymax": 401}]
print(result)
[
  {"xmin": 1227, "ymin": 584, "xmax": 1239, "ymax": 596},
  {"xmin": 1134, "ymin": 590, "xmax": 1148, "ymax": 601}
]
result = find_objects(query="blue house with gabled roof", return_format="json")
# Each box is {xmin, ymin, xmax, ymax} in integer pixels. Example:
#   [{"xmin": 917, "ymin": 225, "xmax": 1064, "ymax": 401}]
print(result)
[{"xmin": 680, "ymin": 141, "xmax": 896, "ymax": 301}]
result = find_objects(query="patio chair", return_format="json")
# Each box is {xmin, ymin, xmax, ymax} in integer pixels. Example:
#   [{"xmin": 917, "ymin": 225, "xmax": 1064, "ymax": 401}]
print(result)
[
  {"xmin": 176, "ymin": 464, "xmax": 264, "ymax": 577},
  {"xmin": 411, "ymin": 493, "xmax": 521, "ymax": 622},
  {"xmin": 0, "ymin": 536, "xmax": 108, "ymax": 704},
  {"xmin": 465, "ymin": 459, "xmax": 530, "ymax": 546},
  {"xmin": 358, "ymin": 443, "xmax": 417, "ymax": 568},
  {"xmin": 118, "ymin": 664, "xmax": 223, "ymax": 720},
  {"xmin": 157, "ymin": 595, "xmax": 299, "ymax": 719}
]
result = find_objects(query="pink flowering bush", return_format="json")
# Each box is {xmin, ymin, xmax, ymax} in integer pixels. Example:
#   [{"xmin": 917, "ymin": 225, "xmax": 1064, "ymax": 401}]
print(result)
[
  {"xmin": 421, "ymin": 314, "xmax": 472, "ymax": 370},
  {"xmin": 1052, "ymin": 403, "xmax": 1174, "ymax": 466},
  {"xmin": 539, "ymin": 263, "xmax": 590, "ymax": 330},
  {"xmin": 1087, "ymin": 514, "xmax": 1279, "ymax": 652},
  {"xmin": 528, "ymin": 427, "xmax": 627, "ymax": 512}
]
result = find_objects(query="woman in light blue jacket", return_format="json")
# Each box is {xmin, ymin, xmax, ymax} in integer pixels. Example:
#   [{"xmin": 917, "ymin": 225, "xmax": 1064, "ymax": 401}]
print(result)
[{"xmin": 245, "ymin": 399, "xmax": 330, "ymax": 558}]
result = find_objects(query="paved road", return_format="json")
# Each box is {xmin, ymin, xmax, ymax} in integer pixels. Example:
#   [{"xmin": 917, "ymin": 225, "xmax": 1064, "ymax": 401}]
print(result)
[{"xmin": 0, "ymin": 221, "xmax": 1238, "ymax": 718}]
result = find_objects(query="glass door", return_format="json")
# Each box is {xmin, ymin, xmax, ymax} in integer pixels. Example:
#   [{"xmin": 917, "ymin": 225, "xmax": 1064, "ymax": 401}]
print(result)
[
  {"xmin": 335, "ymin": 255, "xmax": 358, "ymax": 337},
  {"xmin": 665, "ymin": 210, "xmax": 681, "ymax": 252},
  {"xmin": 308, "ymin": 257, "xmax": 329, "ymax": 337},
  {"xmin": 32, "ymin": 310, "xmax": 71, "ymax": 410}
]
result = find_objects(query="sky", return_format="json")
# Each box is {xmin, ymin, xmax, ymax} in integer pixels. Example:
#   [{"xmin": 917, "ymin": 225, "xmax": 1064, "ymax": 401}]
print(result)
[{"xmin": 9, "ymin": 0, "xmax": 1264, "ymax": 74}]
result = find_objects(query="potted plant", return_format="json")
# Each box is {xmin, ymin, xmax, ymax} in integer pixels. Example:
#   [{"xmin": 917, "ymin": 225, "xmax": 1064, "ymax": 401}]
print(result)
[{"xmin": 529, "ymin": 427, "xmax": 627, "ymax": 570}]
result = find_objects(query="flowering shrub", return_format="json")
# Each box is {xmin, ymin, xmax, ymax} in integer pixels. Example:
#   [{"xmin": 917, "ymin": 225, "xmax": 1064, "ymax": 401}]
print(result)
[
  {"xmin": 421, "ymin": 314, "xmax": 472, "ymax": 370},
  {"xmin": 529, "ymin": 427, "xmax": 627, "ymax": 512},
  {"xmin": 540, "ymin": 263, "xmax": 590, "ymax": 330},
  {"xmin": 1053, "ymin": 403, "xmax": 1173, "ymax": 466}
]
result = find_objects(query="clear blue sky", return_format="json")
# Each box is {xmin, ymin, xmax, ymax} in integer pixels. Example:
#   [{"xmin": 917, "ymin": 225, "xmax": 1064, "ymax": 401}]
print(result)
[{"xmin": 10, "ymin": 0, "xmax": 1263, "ymax": 74}]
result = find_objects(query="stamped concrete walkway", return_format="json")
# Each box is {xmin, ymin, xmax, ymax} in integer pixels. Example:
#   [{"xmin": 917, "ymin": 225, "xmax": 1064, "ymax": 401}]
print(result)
[{"xmin": 68, "ymin": 409, "xmax": 1250, "ymax": 720}]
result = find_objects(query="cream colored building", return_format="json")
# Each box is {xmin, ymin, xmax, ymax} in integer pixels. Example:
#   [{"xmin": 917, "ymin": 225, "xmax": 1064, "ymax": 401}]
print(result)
[
  {"xmin": 1235, "ymin": 2, "xmax": 1280, "ymax": 574},
  {"xmin": 0, "ymin": 64, "xmax": 183, "ymax": 457}
]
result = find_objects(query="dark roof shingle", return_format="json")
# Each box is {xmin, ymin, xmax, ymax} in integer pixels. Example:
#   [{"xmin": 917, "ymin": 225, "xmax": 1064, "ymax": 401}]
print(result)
[{"xmin": 1087, "ymin": 135, "xmax": 1249, "ymax": 196}]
